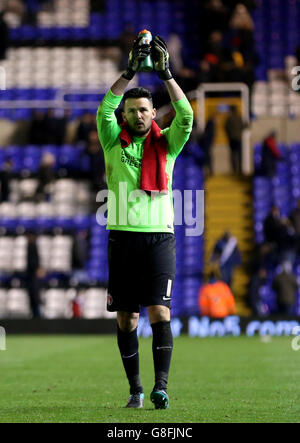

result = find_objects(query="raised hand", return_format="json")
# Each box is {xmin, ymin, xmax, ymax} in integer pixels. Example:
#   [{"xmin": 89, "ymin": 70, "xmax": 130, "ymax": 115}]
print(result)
[
  {"xmin": 151, "ymin": 36, "xmax": 173, "ymax": 80},
  {"xmin": 122, "ymin": 35, "xmax": 151, "ymax": 80}
]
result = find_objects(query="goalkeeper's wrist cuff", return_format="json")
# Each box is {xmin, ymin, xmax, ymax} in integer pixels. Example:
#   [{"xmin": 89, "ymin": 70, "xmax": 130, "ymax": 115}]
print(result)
[
  {"xmin": 157, "ymin": 69, "xmax": 173, "ymax": 81},
  {"xmin": 122, "ymin": 68, "xmax": 135, "ymax": 80}
]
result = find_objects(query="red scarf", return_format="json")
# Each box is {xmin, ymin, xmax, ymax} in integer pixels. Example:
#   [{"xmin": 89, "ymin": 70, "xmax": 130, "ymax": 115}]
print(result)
[{"xmin": 120, "ymin": 120, "xmax": 169, "ymax": 194}]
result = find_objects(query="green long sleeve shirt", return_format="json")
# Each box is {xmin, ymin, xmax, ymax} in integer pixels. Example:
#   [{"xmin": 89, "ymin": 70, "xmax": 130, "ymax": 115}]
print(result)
[{"xmin": 96, "ymin": 89, "xmax": 193, "ymax": 233}]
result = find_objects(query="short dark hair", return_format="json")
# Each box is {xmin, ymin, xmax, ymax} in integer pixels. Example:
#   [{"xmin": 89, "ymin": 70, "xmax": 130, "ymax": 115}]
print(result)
[{"xmin": 123, "ymin": 87, "xmax": 153, "ymax": 106}]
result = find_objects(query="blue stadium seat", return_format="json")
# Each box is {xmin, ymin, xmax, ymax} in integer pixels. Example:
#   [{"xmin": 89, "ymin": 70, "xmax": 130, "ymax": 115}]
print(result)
[
  {"xmin": 19, "ymin": 218, "xmax": 37, "ymax": 230},
  {"xmin": 74, "ymin": 215, "xmax": 91, "ymax": 230},
  {"xmin": 71, "ymin": 27, "xmax": 90, "ymax": 40},
  {"xmin": 58, "ymin": 145, "xmax": 80, "ymax": 170},
  {"xmin": 0, "ymin": 218, "xmax": 19, "ymax": 230},
  {"xmin": 12, "ymin": 109, "xmax": 32, "ymax": 121},
  {"xmin": 19, "ymin": 26, "xmax": 37, "ymax": 40},
  {"xmin": 38, "ymin": 27, "xmax": 57, "ymax": 40},
  {"xmin": 54, "ymin": 27, "xmax": 72, "ymax": 40},
  {"xmin": 36, "ymin": 217, "xmax": 54, "ymax": 230},
  {"xmin": 22, "ymin": 155, "xmax": 41, "ymax": 172},
  {"xmin": 54, "ymin": 217, "xmax": 74, "ymax": 230}
]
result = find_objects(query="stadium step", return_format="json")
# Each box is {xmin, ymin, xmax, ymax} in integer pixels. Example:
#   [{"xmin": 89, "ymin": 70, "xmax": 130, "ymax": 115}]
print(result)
[{"xmin": 204, "ymin": 174, "xmax": 254, "ymax": 316}]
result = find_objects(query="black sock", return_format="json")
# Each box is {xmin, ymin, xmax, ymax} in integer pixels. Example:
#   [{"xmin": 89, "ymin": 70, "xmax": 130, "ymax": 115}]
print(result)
[
  {"xmin": 151, "ymin": 321, "xmax": 173, "ymax": 391},
  {"xmin": 117, "ymin": 326, "xmax": 143, "ymax": 395}
]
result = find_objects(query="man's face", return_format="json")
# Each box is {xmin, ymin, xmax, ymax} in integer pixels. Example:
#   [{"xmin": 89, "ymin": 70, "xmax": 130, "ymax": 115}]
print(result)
[
  {"xmin": 272, "ymin": 206, "xmax": 280, "ymax": 217},
  {"xmin": 123, "ymin": 97, "xmax": 156, "ymax": 137}
]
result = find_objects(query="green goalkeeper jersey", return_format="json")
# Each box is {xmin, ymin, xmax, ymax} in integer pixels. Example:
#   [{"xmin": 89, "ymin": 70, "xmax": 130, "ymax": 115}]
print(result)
[{"xmin": 96, "ymin": 89, "xmax": 193, "ymax": 233}]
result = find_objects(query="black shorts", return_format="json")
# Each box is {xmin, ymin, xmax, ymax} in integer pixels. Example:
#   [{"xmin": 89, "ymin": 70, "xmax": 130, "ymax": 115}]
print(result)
[{"xmin": 107, "ymin": 230, "xmax": 176, "ymax": 313}]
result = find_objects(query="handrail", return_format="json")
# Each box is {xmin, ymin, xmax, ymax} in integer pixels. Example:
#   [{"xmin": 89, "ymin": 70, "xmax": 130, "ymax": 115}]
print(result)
[
  {"xmin": 196, "ymin": 83, "xmax": 251, "ymax": 174},
  {"xmin": 196, "ymin": 82, "xmax": 250, "ymax": 131},
  {"xmin": 156, "ymin": 89, "xmax": 198, "ymax": 120}
]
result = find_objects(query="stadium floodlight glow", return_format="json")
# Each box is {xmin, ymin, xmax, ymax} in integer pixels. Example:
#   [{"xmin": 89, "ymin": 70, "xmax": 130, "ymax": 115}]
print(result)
[{"xmin": 0, "ymin": 66, "xmax": 6, "ymax": 91}]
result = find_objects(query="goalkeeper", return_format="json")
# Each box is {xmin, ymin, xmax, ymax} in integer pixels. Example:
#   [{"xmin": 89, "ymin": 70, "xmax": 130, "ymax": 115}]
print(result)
[{"xmin": 97, "ymin": 35, "xmax": 193, "ymax": 409}]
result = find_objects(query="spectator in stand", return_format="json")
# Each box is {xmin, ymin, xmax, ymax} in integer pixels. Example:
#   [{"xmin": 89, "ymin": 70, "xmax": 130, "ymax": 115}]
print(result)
[
  {"xmin": 85, "ymin": 130, "xmax": 106, "ymax": 192},
  {"xmin": 203, "ymin": 31, "xmax": 229, "ymax": 82},
  {"xmin": 223, "ymin": 0, "xmax": 257, "ymax": 12},
  {"xmin": 29, "ymin": 110, "xmax": 46, "ymax": 145},
  {"xmin": 224, "ymin": 105, "xmax": 244, "ymax": 174},
  {"xmin": 196, "ymin": 1, "xmax": 257, "ymax": 87},
  {"xmin": 196, "ymin": 59, "xmax": 215, "ymax": 84},
  {"xmin": 42, "ymin": 109, "xmax": 58, "ymax": 144},
  {"xmin": 0, "ymin": 159, "xmax": 12, "ymax": 202},
  {"xmin": 167, "ymin": 33, "xmax": 184, "ymax": 77},
  {"xmin": 55, "ymin": 108, "xmax": 71, "ymax": 145},
  {"xmin": 26, "ymin": 232, "xmax": 45, "ymax": 318},
  {"xmin": 22, "ymin": 0, "xmax": 50, "ymax": 25},
  {"xmin": 71, "ymin": 229, "xmax": 90, "ymax": 285},
  {"xmin": 90, "ymin": 0, "xmax": 106, "ymax": 12},
  {"xmin": 263, "ymin": 205, "xmax": 282, "ymax": 245},
  {"xmin": 74, "ymin": 113, "xmax": 97, "ymax": 145},
  {"xmin": 197, "ymin": 114, "xmax": 216, "ymax": 176},
  {"xmin": 0, "ymin": 11, "xmax": 9, "ymax": 60},
  {"xmin": 289, "ymin": 199, "xmax": 300, "ymax": 254},
  {"xmin": 42, "ymin": 109, "xmax": 70, "ymax": 145},
  {"xmin": 22, "ymin": 0, "xmax": 39, "ymax": 24},
  {"xmin": 173, "ymin": 66, "xmax": 199, "ymax": 93},
  {"xmin": 166, "ymin": 32, "xmax": 199, "ymax": 93},
  {"xmin": 211, "ymin": 231, "xmax": 242, "ymax": 288},
  {"xmin": 198, "ymin": 0, "xmax": 230, "ymax": 47},
  {"xmin": 198, "ymin": 272, "xmax": 236, "ymax": 318},
  {"xmin": 226, "ymin": 4, "xmax": 258, "ymax": 88},
  {"xmin": 272, "ymin": 262, "xmax": 299, "ymax": 315},
  {"xmin": 250, "ymin": 242, "xmax": 275, "ymax": 273},
  {"xmin": 5, "ymin": 0, "xmax": 25, "ymax": 18},
  {"xmin": 204, "ymin": 30, "xmax": 250, "ymax": 85},
  {"xmin": 247, "ymin": 267, "xmax": 269, "ymax": 316},
  {"xmin": 229, "ymin": 3, "xmax": 254, "ymax": 32},
  {"xmin": 260, "ymin": 131, "xmax": 282, "ymax": 178},
  {"xmin": 36, "ymin": 152, "xmax": 56, "ymax": 201},
  {"xmin": 72, "ymin": 229, "xmax": 89, "ymax": 269},
  {"xmin": 118, "ymin": 24, "xmax": 136, "ymax": 71},
  {"xmin": 263, "ymin": 205, "xmax": 296, "ymax": 265}
]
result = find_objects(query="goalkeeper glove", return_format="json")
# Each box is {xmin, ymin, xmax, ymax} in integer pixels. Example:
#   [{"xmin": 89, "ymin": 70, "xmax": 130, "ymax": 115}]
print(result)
[
  {"xmin": 151, "ymin": 36, "xmax": 173, "ymax": 80},
  {"xmin": 122, "ymin": 36, "xmax": 151, "ymax": 80}
]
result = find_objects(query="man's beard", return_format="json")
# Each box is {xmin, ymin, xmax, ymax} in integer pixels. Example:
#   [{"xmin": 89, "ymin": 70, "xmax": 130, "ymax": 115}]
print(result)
[{"xmin": 129, "ymin": 122, "xmax": 152, "ymax": 137}]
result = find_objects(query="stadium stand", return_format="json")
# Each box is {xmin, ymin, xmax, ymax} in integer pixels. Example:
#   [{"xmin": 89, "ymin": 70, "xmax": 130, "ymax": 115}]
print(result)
[
  {"xmin": 252, "ymin": 0, "xmax": 300, "ymax": 117},
  {"xmin": 0, "ymin": 0, "xmax": 300, "ymax": 320},
  {"xmin": 0, "ymin": 143, "xmax": 204, "ymax": 318},
  {"xmin": 253, "ymin": 142, "xmax": 300, "ymax": 315}
]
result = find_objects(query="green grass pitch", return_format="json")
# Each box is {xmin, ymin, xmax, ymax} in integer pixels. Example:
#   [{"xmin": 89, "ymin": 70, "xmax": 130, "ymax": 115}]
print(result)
[{"xmin": 1, "ymin": 334, "xmax": 300, "ymax": 423}]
